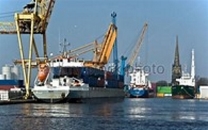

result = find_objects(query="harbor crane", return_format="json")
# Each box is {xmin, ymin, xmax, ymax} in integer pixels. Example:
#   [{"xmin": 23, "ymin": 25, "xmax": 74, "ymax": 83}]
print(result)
[
  {"xmin": 84, "ymin": 23, "xmax": 117, "ymax": 69},
  {"xmin": 120, "ymin": 22, "xmax": 148, "ymax": 76},
  {"xmin": 50, "ymin": 22, "xmax": 117, "ymax": 70},
  {"xmin": 0, "ymin": 0, "xmax": 56, "ymax": 99},
  {"xmin": 111, "ymin": 12, "xmax": 118, "ymax": 74},
  {"xmin": 46, "ymin": 14, "xmax": 117, "ymax": 69}
]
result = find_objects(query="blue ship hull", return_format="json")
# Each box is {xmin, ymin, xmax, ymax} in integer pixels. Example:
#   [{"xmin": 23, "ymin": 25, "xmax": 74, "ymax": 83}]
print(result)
[
  {"xmin": 129, "ymin": 87, "xmax": 149, "ymax": 98},
  {"xmin": 0, "ymin": 79, "xmax": 24, "ymax": 90}
]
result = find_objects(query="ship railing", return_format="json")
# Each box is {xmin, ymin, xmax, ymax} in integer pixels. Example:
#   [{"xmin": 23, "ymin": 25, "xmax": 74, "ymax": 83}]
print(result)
[{"xmin": 69, "ymin": 77, "xmax": 86, "ymax": 87}]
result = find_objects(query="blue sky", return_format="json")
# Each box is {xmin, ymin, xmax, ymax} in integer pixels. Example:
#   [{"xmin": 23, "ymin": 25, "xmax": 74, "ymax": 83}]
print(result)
[{"xmin": 0, "ymin": 0, "xmax": 208, "ymax": 82}]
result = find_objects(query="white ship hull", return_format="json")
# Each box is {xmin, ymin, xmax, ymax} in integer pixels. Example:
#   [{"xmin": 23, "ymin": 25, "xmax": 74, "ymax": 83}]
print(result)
[
  {"xmin": 32, "ymin": 86, "xmax": 125, "ymax": 103},
  {"xmin": 32, "ymin": 85, "xmax": 70, "ymax": 103}
]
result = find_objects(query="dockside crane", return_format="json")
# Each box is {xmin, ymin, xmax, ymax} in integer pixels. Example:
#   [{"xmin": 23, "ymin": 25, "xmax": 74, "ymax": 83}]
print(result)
[
  {"xmin": 111, "ymin": 12, "xmax": 119, "ymax": 74},
  {"xmin": 49, "ymin": 22, "xmax": 117, "ymax": 70},
  {"xmin": 0, "ymin": 0, "xmax": 56, "ymax": 99},
  {"xmin": 120, "ymin": 22, "xmax": 148, "ymax": 76},
  {"xmin": 84, "ymin": 23, "xmax": 117, "ymax": 69}
]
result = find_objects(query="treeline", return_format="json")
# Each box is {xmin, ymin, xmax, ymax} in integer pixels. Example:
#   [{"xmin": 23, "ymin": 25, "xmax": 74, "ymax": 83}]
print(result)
[{"xmin": 195, "ymin": 77, "xmax": 208, "ymax": 86}]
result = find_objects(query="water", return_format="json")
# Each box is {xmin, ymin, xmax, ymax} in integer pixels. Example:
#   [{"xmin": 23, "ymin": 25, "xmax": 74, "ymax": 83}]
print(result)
[{"xmin": 0, "ymin": 98, "xmax": 208, "ymax": 130}]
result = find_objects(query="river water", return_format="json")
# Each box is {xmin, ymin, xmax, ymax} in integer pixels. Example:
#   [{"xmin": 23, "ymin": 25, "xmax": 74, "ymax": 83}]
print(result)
[{"xmin": 0, "ymin": 98, "xmax": 208, "ymax": 130}]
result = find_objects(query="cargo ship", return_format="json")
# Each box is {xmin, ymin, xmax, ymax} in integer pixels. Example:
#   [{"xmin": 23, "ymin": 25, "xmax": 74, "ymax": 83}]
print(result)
[
  {"xmin": 0, "ymin": 65, "xmax": 25, "ymax": 100},
  {"xmin": 172, "ymin": 49, "xmax": 195, "ymax": 99},
  {"xmin": 127, "ymin": 66, "xmax": 151, "ymax": 98},
  {"xmin": 32, "ymin": 23, "xmax": 125, "ymax": 103},
  {"xmin": 32, "ymin": 57, "xmax": 125, "ymax": 103}
]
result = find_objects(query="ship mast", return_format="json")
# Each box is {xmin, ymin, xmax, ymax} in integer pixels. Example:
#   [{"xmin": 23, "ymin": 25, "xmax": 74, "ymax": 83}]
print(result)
[{"xmin": 191, "ymin": 49, "xmax": 195, "ymax": 86}]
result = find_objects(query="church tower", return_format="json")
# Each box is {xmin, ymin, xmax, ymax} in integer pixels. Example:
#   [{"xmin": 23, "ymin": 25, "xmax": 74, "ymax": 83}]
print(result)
[{"xmin": 172, "ymin": 36, "xmax": 182, "ymax": 84}]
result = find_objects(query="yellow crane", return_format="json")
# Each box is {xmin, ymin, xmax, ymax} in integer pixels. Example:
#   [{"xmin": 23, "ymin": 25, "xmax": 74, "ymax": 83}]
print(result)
[
  {"xmin": 51, "ymin": 23, "xmax": 117, "ymax": 69},
  {"xmin": 84, "ymin": 23, "xmax": 117, "ymax": 69},
  {"xmin": 0, "ymin": 0, "xmax": 56, "ymax": 99}
]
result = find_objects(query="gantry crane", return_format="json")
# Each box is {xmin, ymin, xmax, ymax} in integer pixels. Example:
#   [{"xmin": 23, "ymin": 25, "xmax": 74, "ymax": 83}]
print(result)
[
  {"xmin": 120, "ymin": 22, "xmax": 148, "ymax": 76},
  {"xmin": 0, "ymin": 0, "xmax": 56, "ymax": 99},
  {"xmin": 84, "ymin": 23, "xmax": 117, "ymax": 69}
]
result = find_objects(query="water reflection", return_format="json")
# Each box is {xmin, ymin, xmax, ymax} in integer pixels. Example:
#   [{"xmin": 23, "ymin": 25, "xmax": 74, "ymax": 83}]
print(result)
[
  {"xmin": 31, "ymin": 104, "xmax": 70, "ymax": 117},
  {"xmin": 1, "ymin": 98, "xmax": 208, "ymax": 130}
]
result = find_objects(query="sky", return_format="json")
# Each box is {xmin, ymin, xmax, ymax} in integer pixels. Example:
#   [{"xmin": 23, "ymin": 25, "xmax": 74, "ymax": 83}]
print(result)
[{"xmin": 0, "ymin": 0, "xmax": 208, "ymax": 83}]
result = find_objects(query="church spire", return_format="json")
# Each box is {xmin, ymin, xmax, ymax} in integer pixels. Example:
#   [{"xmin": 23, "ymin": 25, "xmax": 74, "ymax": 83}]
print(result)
[
  {"xmin": 174, "ymin": 36, "xmax": 180, "ymax": 66},
  {"xmin": 172, "ymin": 36, "xmax": 182, "ymax": 84}
]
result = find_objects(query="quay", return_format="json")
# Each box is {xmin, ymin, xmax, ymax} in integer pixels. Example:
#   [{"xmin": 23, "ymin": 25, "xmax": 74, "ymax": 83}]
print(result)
[{"xmin": 0, "ymin": 99, "xmax": 37, "ymax": 105}]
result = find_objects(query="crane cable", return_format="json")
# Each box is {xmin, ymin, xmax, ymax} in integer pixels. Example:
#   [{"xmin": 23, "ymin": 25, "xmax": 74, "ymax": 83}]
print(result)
[
  {"xmin": 0, "ymin": 10, "xmax": 22, "ymax": 19},
  {"xmin": 122, "ymin": 26, "xmax": 144, "ymax": 60}
]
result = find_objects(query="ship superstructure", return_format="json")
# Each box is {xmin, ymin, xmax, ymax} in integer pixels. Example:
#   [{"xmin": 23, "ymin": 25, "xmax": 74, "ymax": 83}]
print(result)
[{"xmin": 176, "ymin": 50, "xmax": 195, "ymax": 87}]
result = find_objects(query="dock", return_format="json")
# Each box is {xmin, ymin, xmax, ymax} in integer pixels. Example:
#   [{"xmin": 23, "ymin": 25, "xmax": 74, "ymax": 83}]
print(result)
[{"xmin": 0, "ymin": 99, "xmax": 37, "ymax": 105}]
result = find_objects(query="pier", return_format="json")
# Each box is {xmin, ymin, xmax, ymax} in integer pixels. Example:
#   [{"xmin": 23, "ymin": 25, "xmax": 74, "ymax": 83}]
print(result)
[{"xmin": 0, "ymin": 99, "xmax": 37, "ymax": 105}]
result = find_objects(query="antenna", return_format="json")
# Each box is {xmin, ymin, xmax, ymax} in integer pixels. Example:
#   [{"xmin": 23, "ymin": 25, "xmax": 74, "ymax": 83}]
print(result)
[
  {"xmin": 136, "ymin": 56, "xmax": 141, "ymax": 66},
  {"xmin": 58, "ymin": 28, "xmax": 61, "ymax": 53},
  {"xmin": 191, "ymin": 49, "xmax": 195, "ymax": 80},
  {"xmin": 184, "ymin": 64, "xmax": 187, "ymax": 73},
  {"xmin": 59, "ymin": 38, "xmax": 70, "ymax": 57}
]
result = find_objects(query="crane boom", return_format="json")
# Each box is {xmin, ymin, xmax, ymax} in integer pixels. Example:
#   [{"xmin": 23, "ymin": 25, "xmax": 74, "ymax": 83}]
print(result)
[
  {"xmin": 39, "ymin": 0, "xmax": 56, "ymax": 32},
  {"xmin": 0, "ymin": 0, "xmax": 55, "ymax": 34},
  {"xmin": 97, "ymin": 23, "xmax": 117, "ymax": 64},
  {"xmin": 127, "ymin": 23, "xmax": 148, "ymax": 67},
  {"xmin": 50, "ymin": 41, "xmax": 96, "ymax": 60},
  {"xmin": 84, "ymin": 23, "xmax": 117, "ymax": 68},
  {"xmin": 0, "ymin": 22, "xmax": 16, "ymax": 34}
]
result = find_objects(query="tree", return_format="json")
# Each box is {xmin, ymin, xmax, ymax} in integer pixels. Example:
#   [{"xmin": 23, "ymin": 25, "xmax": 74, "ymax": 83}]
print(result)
[
  {"xmin": 196, "ymin": 77, "xmax": 208, "ymax": 86},
  {"xmin": 156, "ymin": 80, "xmax": 168, "ymax": 86}
]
